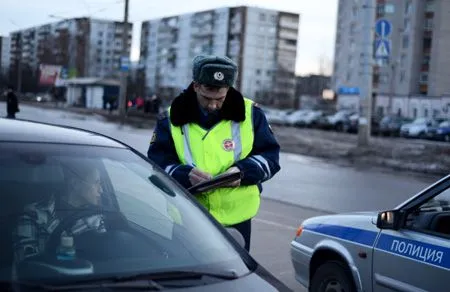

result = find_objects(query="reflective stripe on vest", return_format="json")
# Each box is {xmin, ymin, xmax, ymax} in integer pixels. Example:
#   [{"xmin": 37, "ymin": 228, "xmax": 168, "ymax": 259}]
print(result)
[
  {"xmin": 181, "ymin": 121, "xmax": 242, "ymax": 165},
  {"xmin": 170, "ymin": 98, "xmax": 260, "ymax": 226}
]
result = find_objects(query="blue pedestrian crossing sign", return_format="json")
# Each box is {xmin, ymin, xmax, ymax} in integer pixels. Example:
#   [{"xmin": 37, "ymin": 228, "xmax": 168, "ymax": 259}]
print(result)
[
  {"xmin": 375, "ymin": 19, "xmax": 392, "ymax": 38},
  {"xmin": 375, "ymin": 39, "xmax": 391, "ymax": 59}
]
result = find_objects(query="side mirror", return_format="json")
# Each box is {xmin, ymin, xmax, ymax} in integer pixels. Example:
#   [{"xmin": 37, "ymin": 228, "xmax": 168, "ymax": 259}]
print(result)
[
  {"xmin": 376, "ymin": 210, "xmax": 405, "ymax": 230},
  {"xmin": 226, "ymin": 227, "xmax": 246, "ymax": 249}
]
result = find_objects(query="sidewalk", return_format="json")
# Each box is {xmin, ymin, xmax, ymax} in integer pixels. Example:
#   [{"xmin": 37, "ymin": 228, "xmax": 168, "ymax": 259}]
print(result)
[
  {"xmin": 23, "ymin": 102, "xmax": 449, "ymax": 178},
  {"xmin": 24, "ymin": 101, "xmax": 158, "ymax": 128}
]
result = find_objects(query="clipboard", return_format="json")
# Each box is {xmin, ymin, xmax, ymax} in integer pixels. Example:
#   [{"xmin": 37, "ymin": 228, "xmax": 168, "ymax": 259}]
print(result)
[{"xmin": 188, "ymin": 171, "xmax": 242, "ymax": 195}]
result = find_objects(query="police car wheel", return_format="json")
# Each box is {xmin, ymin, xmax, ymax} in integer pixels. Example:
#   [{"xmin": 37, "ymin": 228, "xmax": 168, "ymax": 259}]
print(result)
[{"xmin": 310, "ymin": 261, "xmax": 356, "ymax": 292}]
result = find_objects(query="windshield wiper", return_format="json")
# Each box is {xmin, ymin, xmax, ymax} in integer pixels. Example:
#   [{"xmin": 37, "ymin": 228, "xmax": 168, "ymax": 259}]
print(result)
[
  {"xmin": 41, "ymin": 270, "xmax": 239, "ymax": 291},
  {"xmin": 117, "ymin": 269, "xmax": 240, "ymax": 282},
  {"xmin": 36, "ymin": 279, "xmax": 164, "ymax": 291}
]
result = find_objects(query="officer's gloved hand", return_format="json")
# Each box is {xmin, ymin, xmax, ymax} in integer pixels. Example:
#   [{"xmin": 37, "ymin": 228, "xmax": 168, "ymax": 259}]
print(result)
[
  {"xmin": 189, "ymin": 168, "xmax": 212, "ymax": 186},
  {"xmin": 222, "ymin": 166, "xmax": 241, "ymax": 187}
]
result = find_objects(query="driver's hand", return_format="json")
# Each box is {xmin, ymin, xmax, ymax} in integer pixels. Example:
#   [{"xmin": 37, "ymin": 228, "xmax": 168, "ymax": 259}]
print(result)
[{"xmin": 188, "ymin": 168, "xmax": 212, "ymax": 186}]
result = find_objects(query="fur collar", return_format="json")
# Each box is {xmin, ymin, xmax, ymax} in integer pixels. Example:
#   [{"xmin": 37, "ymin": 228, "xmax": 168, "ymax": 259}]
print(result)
[{"xmin": 169, "ymin": 82, "xmax": 246, "ymax": 126}]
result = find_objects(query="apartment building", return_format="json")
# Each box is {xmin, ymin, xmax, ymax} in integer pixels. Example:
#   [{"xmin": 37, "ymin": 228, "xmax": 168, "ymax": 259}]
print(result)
[
  {"xmin": 332, "ymin": 0, "xmax": 450, "ymax": 119},
  {"xmin": 0, "ymin": 36, "xmax": 11, "ymax": 80},
  {"xmin": 9, "ymin": 17, "xmax": 132, "ymax": 90},
  {"xmin": 140, "ymin": 6, "xmax": 300, "ymax": 106}
]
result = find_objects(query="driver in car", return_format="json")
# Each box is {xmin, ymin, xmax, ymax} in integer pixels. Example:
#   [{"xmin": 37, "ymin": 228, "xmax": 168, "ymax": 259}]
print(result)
[{"xmin": 12, "ymin": 162, "xmax": 106, "ymax": 262}]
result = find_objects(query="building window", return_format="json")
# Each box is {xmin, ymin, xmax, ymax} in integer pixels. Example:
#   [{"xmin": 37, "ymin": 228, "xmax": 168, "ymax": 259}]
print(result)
[
  {"xmin": 413, "ymin": 108, "xmax": 418, "ymax": 118},
  {"xmin": 400, "ymin": 70, "xmax": 406, "ymax": 82},
  {"xmin": 259, "ymin": 13, "xmax": 266, "ymax": 22},
  {"xmin": 405, "ymin": 0, "xmax": 412, "ymax": 15},
  {"xmin": 348, "ymin": 56, "xmax": 353, "ymax": 67},
  {"xmin": 424, "ymin": 18, "xmax": 433, "ymax": 30},
  {"xmin": 420, "ymin": 72, "xmax": 428, "ymax": 83},
  {"xmin": 380, "ymin": 73, "xmax": 388, "ymax": 84},
  {"xmin": 404, "ymin": 18, "xmax": 410, "ymax": 32},
  {"xmin": 424, "ymin": 108, "xmax": 429, "ymax": 117},
  {"xmin": 385, "ymin": 4, "xmax": 395, "ymax": 14},
  {"xmin": 426, "ymin": 0, "xmax": 435, "ymax": 12},
  {"xmin": 352, "ymin": 5, "xmax": 358, "ymax": 18},
  {"xmin": 346, "ymin": 72, "xmax": 351, "ymax": 82},
  {"xmin": 271, "ymin": 15, "xmax": 277, "ymax": 23},
  {"xmin": 402, "ymin": 35, "xmax": 409, "ymax": 48},
  {"xmin": 350, "ymin": 23, "xmax": 357, "ymax": 35},
  {"xmin": 377, "ymin": 4, "xmax": 385, "ymax": 16},
  {"xmin": 377, "ymin": 106, "xmax": 384, "ymax": 117},
  {"xmin": 400, "ymin": 54, "xmax": 407, "ymax": 67}
]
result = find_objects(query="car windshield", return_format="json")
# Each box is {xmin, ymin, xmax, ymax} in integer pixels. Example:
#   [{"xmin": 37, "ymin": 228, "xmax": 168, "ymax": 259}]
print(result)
[{"xmin": 0, "ymin": 142, "xmax": 251, "ymax": 285}]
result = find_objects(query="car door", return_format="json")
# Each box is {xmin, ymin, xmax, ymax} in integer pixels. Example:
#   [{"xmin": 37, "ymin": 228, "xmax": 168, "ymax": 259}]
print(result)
[{"xmin": 372, "ymin": 180, "xmax": 450, "ymax": 291}]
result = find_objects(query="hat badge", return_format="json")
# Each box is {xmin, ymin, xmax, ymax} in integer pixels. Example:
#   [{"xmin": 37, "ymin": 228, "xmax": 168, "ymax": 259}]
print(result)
[{"xmin": 214, "ymin": 71, "xmax": 224, "ymax": 81}]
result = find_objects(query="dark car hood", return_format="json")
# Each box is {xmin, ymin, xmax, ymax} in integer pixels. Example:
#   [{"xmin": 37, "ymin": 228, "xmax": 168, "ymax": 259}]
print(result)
[{"xmin": 179, "ymin": 267, "xmax": 291, "ymax": 291}]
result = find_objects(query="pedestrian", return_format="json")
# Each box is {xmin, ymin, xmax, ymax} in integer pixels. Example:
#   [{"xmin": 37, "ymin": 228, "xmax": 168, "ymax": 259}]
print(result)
[
  {"xmin": 6, "ymin": 85, "xmax": 19, "ymax": 119},
  {"xmin": 147, "ymin": 55, "xmax": 281, "ymax": 252}
]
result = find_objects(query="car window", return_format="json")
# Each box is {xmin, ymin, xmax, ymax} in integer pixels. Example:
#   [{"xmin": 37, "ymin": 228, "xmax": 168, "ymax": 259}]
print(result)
[
  {"xmin": 103, "ymin": 158, "xmax": 178, "ymax": 240},
  {"xmin": 439, "ymin": 121, "xmax": 450, "ymax": 128},
  {"xmin": 0, "ymin": 152, "xmax": 64, "ymax": 183},
  {"xmin": 405, "ymin": 186, "xmax": 450, "ymax": 237},
  {"xmin": 0, "ymin": 142, "xmax": 250, "ymax": 285}
]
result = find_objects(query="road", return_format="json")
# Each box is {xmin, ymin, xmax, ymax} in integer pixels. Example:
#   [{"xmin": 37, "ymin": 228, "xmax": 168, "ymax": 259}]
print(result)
[{"xmin": 1, "ymin": 103, "xmax": 441, "ymax": 291}]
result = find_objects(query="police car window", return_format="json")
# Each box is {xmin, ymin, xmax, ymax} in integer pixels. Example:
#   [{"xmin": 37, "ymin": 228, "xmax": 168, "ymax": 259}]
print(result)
[
  {"xmin": 406, "ymin": 186, "xmax": 450, "ymax": 236},
  {"xmin": 419, "ymin": 188, "xmax": 450, "ymax": 212}
]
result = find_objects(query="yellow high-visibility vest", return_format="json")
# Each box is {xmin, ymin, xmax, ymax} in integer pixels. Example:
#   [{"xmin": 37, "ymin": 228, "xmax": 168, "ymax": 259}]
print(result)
[{"xmin": 170, "ymin": 98, "xmax": 260, "ymax": 226}]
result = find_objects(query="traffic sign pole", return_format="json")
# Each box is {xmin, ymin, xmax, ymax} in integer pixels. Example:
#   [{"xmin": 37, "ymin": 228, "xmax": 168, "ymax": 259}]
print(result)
[{"xmin": 358, "ymin": 0, "xmax": 376, "ymax": 147}]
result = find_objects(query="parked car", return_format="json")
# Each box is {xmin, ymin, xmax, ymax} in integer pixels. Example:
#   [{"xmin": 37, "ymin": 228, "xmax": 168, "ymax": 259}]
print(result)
[
  {"xmin": 400, "ymin": 118, "xmax": 439, "ymax": 138},
  {"xmin": 291, "ymin": 174, "xmax": 450, "ymax": 292},
  {"xmin": 341, "ymin": 114, "xmax": 381, "ymax": 135},
  {"xmin": 327, "ymin": 110, "xmax": 355, "ymax": 131},
  {"xmin": 261, "ymin": 107, "xmax": 291, "ymax": 126},
  {"xmin": 285, "ymin": 110, "xmax": 311, "ymax": 127},
  {"xmin": 297, "ymin": 111, "xmax": 325, "ymax": 128},
  {"xmin": 0, "ymin": 118, "xmax": 290, "ymax": 291},
  {"xmin": 426, "ymin": 120, "xmax": 450, "ymax": 142},
  {"xmin": 379, "ymin": 116, "xmax": 413, "ymax": 137}
]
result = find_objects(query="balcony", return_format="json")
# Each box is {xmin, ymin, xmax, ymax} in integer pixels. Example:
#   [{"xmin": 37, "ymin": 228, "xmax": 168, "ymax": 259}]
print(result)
[
  {"xmin": 279, "ymin": 18, "xmax": 298, "ymax": 30},
  {"xmin": 279, "ymin": 29, "xmax": 298, "ymax": 40}
]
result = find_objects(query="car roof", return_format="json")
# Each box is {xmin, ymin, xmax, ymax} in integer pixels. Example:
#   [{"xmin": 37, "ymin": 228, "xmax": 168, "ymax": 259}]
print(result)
[{"xmin": 0, "ymin": 118, "xmax": 127, "ymax": 148}]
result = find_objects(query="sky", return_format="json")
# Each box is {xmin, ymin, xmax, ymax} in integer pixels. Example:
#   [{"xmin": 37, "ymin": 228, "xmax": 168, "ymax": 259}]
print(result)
[{"xmin": 0, "ymin": 0, "xmax": 338, "ymax": 76}]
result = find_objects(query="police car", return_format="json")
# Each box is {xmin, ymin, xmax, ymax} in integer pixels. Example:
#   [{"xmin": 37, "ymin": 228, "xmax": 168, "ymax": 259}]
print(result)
[{"xmin": 291, "ymin": 174, "xmax": 450, "ymax": 292}]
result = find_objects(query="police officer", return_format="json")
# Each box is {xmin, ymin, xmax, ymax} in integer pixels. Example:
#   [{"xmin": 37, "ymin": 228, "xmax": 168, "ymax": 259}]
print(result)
[{"xmin": 147, "ymin": 55, "xmax": 281, "ymax": 252}]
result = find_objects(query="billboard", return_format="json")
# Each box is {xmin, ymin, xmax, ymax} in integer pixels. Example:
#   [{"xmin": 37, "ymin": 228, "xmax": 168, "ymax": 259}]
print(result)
[{"xmin": 39, "ymin": 64, "xmax": 62, "ymax": 86}]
